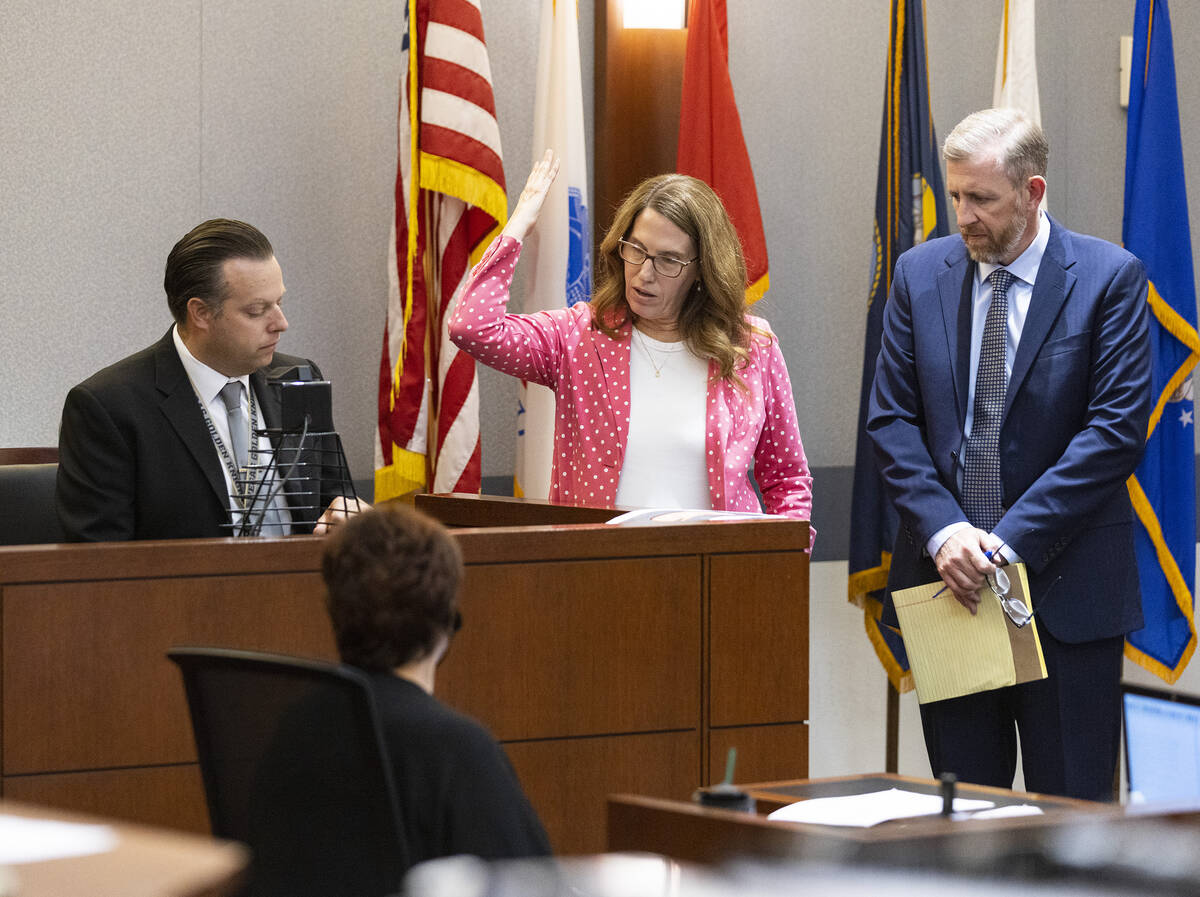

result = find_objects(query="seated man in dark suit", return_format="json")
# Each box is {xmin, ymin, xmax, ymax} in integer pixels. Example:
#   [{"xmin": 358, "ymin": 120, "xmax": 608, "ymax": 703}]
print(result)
[
  {"xmin": 321, "ymin": 504, "xmax": 552, "ymax": 864},
  {"xmin": 56, "ymin": 218, "xmax": 362, "ymax": 540}
]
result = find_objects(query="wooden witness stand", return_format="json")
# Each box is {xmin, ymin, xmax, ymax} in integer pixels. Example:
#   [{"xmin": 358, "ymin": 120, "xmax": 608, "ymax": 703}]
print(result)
[{"xmin": 0, "ymin": 495, "xmax": 810, "ymax": 855}]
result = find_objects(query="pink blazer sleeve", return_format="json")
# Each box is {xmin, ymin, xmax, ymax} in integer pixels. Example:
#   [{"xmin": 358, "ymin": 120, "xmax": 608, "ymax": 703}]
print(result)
[
  {"xmin": 750, "ymin": 324, "xmax": 814, "ymax": 537},
  {"xmin": 448, "ymin": 236, "xmax": 589, "ymax": 390}
]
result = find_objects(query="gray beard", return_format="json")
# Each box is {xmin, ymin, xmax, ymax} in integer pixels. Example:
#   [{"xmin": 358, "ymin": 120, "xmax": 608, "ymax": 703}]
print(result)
[{"xmin": 964, "ymin": 213, "xmax": 1028, "ymax": 265}]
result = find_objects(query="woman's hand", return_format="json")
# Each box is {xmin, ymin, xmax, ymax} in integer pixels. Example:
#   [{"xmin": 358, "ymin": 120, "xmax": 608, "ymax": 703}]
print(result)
[{"xmin": 502, "ymin": 149, "xmax": 561, "ymax": 242}]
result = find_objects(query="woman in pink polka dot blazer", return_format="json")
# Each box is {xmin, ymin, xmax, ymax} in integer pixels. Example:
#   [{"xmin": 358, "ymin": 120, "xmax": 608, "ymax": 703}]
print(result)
[{"xmin": 449, "ymin": 151, "xmax": 813, "ymax": 545}]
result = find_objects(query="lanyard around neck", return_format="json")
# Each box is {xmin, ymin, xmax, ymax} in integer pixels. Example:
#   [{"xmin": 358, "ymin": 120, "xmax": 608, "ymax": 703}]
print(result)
[{"xmin": 195, "ymin": 385, "xmax": 263, "ymax": 508}]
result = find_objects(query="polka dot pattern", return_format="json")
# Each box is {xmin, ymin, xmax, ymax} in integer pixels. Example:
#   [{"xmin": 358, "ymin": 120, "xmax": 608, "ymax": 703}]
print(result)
[{"xmin": 448, "ymin": 236, "xmax": 815, "ymax": 547}]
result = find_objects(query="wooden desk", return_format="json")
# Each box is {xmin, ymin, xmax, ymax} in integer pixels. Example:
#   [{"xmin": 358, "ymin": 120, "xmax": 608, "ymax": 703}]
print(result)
[
  {"xmin": 0, "ymin": 499, "xmax": 810, "ymax": 855},
  {"xmin": 2, "ymin": 799, "xmax": 246, "ymax": 897},
  {"xmin": 608, "ymin": 773, "xmax": 1109, "ymax": 867}
]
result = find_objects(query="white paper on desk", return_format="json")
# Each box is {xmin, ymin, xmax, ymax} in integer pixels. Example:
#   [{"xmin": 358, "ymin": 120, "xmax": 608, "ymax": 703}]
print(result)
[
  {"xmin": 0, "ymin": 814, "xmax": 118, "ymax": 864},
  {"xmin": 765, "ymin": 788, "xmax": 994, "ymax": 827},
  {"xmin": 604, "ymin": 507, "xmax": 770, "ymax": 525}
]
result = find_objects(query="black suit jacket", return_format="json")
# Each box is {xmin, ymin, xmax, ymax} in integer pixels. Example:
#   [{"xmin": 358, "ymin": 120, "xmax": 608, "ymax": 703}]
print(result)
[{"xmin": 56, "ymin": 329, "xmax": 346, "ymax": 541}]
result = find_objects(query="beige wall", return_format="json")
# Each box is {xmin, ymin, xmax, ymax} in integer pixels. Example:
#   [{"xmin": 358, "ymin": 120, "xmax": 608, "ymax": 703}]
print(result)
[
  {"xmin": 0, "ymin": 0, "xmax": 575, "ymax": 480},
  {"xmin": 5, "ymin": 2, "xmax": 1198, "ymax": 479}
]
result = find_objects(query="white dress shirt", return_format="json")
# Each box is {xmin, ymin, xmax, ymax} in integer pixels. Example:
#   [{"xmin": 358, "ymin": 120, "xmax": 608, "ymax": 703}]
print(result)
[{"xmin": 172, "ymin": 325, "xmax": 293, "ymax": 535}]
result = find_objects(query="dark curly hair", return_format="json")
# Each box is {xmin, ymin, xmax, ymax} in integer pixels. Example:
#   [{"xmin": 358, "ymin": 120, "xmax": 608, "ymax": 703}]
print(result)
[{"xmin": 321, "ymin": 504, "xmax": 463, "ymax": 672}]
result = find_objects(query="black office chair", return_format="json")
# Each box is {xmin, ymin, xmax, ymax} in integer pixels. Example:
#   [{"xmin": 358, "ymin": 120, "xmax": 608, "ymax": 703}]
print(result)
[
  {"xmin": 0, "ymin": 462, "xmax": 64, "ymax": 544},
  {"xmin": 168, "ymin": 647, "xmax": 410, "ymax": 897}
]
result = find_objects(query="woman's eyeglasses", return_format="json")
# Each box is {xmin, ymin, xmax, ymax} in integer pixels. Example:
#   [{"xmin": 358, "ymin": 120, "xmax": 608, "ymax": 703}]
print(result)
[{"xmin": 617, "ymin": 240, "xmax": 696, "ymax": 278}]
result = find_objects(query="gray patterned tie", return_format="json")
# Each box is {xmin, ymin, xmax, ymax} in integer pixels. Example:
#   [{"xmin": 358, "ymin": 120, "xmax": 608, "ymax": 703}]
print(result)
[
  {"xmin": 218, "ymin": 381, "xmax": 248, "ymax": 470},
  {"xmin": 218, "ymin": 380, "xmax": 286, "ymax": 535},
  {"xmin": 962, "ymin": 268, "xmax": 1013, "ymax": 532}
]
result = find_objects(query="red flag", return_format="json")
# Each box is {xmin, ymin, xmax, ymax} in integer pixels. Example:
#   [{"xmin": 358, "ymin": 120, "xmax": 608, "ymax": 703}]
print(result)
[
  {"xmin": 375, "ymin": 0, "xmax": 507, "ymax": 500},
  {"xmin": 676, "ymin": 0, "xmax": 769, "ymax": 303}
]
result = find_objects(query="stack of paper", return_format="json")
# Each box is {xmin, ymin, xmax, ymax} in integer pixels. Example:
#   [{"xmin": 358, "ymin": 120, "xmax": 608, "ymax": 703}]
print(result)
[
  {"xmin": 766, "ymin": 788, "xmax": 994, "ymax": 827},
  {"xmin": 0, "ymin": 814, "xmax": 117, "ymax": 864}
]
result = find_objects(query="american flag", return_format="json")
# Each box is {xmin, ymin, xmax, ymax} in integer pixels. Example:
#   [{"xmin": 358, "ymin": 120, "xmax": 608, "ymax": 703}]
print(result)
[{"xmin": 375, "ymin": 0, "xmax": 507, "ymax": 500}]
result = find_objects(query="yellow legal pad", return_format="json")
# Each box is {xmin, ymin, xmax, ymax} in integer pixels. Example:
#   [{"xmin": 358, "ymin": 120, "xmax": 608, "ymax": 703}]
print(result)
[{"xmin": 892, "ymin": 563, "xmax": 1047, "ymax": 704}]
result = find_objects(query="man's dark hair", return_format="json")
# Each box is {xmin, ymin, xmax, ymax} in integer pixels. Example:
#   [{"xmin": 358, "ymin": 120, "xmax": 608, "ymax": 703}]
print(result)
[
  {"xmin": 164, "ymin": 218, "xmax": 274, "ymax": 324},
  {"xmin": 321, "ymin": 504, "xmax": 463, "ymax": 672}
]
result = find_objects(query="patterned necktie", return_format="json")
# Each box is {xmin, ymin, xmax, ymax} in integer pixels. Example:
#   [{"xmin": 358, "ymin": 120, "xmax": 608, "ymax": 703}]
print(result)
[
  {"xmin": 218, "ymin": 381, "xmax": 248, "ymax": 469},
  {"xmin": 962, "ymin": 268, "xmax": 1013, "ymax": 532},
  {"xmin": 218, "ymin": 381, "xmax": 286, "ymax": 535}
]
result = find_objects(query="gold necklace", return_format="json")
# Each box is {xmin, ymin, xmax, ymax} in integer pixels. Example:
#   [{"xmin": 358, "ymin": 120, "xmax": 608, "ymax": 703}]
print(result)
[{"xmin": 633, "ymin": 328, "xmax": 682, "ymax": 378}]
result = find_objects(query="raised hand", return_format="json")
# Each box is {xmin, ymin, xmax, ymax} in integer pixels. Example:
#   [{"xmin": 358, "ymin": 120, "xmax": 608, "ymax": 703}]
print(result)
[{"xmin": 502, "ymin": 149, "xmax": 561, "ymax": 242}]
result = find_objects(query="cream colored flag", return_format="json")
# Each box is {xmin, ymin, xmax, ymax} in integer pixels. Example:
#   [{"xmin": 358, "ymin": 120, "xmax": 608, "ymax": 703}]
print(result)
[
  {"xmin": 515, "ymin": 0, "xmax": 591, "ymax": 499},
  {"xmin": 994, "ymin": 0, "xmax": 1046, "ymax": 208}
]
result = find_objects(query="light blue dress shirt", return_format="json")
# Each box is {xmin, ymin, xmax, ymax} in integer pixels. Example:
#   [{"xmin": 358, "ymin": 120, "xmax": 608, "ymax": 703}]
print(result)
[{"xmin": 927, "ymin": 210, "xmax": 1051, "ymax": 563}]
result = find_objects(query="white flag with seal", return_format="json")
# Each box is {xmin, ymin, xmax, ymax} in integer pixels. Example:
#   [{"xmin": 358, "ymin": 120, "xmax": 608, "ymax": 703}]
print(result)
[
  {"xmin": 515, "ymin": 0, "xmax": 592, "ymax": 499},
  {"xmin": 993, "ymin": 0, "xmax": 1044, "ymax": 207}
]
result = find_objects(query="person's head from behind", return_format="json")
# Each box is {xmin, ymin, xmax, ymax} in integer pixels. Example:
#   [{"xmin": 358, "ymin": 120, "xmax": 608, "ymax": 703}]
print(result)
[
  {"xmin": 942, "ymin": 107, "xmax": 1048, "ymax": 265},
  {"xmin": 592, "ymin": 174, "xmax": 750, "ymax": 378},
  {"xmin": 164, "ymin": 218, "xmax": 289, "ymax": 377},
  {"xmin": 322, "ymin": 504, "xmax": 463, "ymax": 675}
]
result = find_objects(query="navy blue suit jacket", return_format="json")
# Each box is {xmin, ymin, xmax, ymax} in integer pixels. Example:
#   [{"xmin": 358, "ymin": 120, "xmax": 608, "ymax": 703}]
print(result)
[{"xmin": 867, "ymin": 218, "xmax": 1152, "ymax": 644}]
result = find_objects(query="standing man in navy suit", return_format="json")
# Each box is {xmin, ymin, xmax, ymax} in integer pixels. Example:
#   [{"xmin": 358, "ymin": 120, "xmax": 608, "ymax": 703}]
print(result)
[{"xmin": 867, "ymin": 108, "xmax": 1151, "ymax": 801}]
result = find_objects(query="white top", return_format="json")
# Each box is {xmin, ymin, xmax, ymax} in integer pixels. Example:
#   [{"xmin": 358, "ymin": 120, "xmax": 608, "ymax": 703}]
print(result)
[
  {"xmin": 615, "ymin": 329, "xmax": 711, "ymax": 510},
  {"xmin": 172, "ymin": 325, "xmax": 293, "ymax": 535}
]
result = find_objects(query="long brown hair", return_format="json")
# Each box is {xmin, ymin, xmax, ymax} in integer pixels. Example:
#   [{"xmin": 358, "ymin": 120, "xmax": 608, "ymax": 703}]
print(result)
[{"xmin": 591, "ymin": 174, "xmax": 752, "ymax": 383}]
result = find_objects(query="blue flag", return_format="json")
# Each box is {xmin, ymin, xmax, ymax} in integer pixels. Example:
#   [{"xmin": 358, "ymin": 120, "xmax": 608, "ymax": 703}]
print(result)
[
  {"xmin": 1123, "ymin": 0, "xmax": 1199, "ymax": 683},
  {"xmin": 848, "ymin": 0, "xmax": 949, "ymax": 692}
]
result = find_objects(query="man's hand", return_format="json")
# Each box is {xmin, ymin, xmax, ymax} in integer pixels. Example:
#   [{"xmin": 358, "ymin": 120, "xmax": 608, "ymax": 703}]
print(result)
[
  {"xmin": 934, "ymin": 528, "xmax": 1003, "ymax": 614},
  {"xmin": 313, "ymin": 495, "xmax": 371, "ymax": 534}
]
